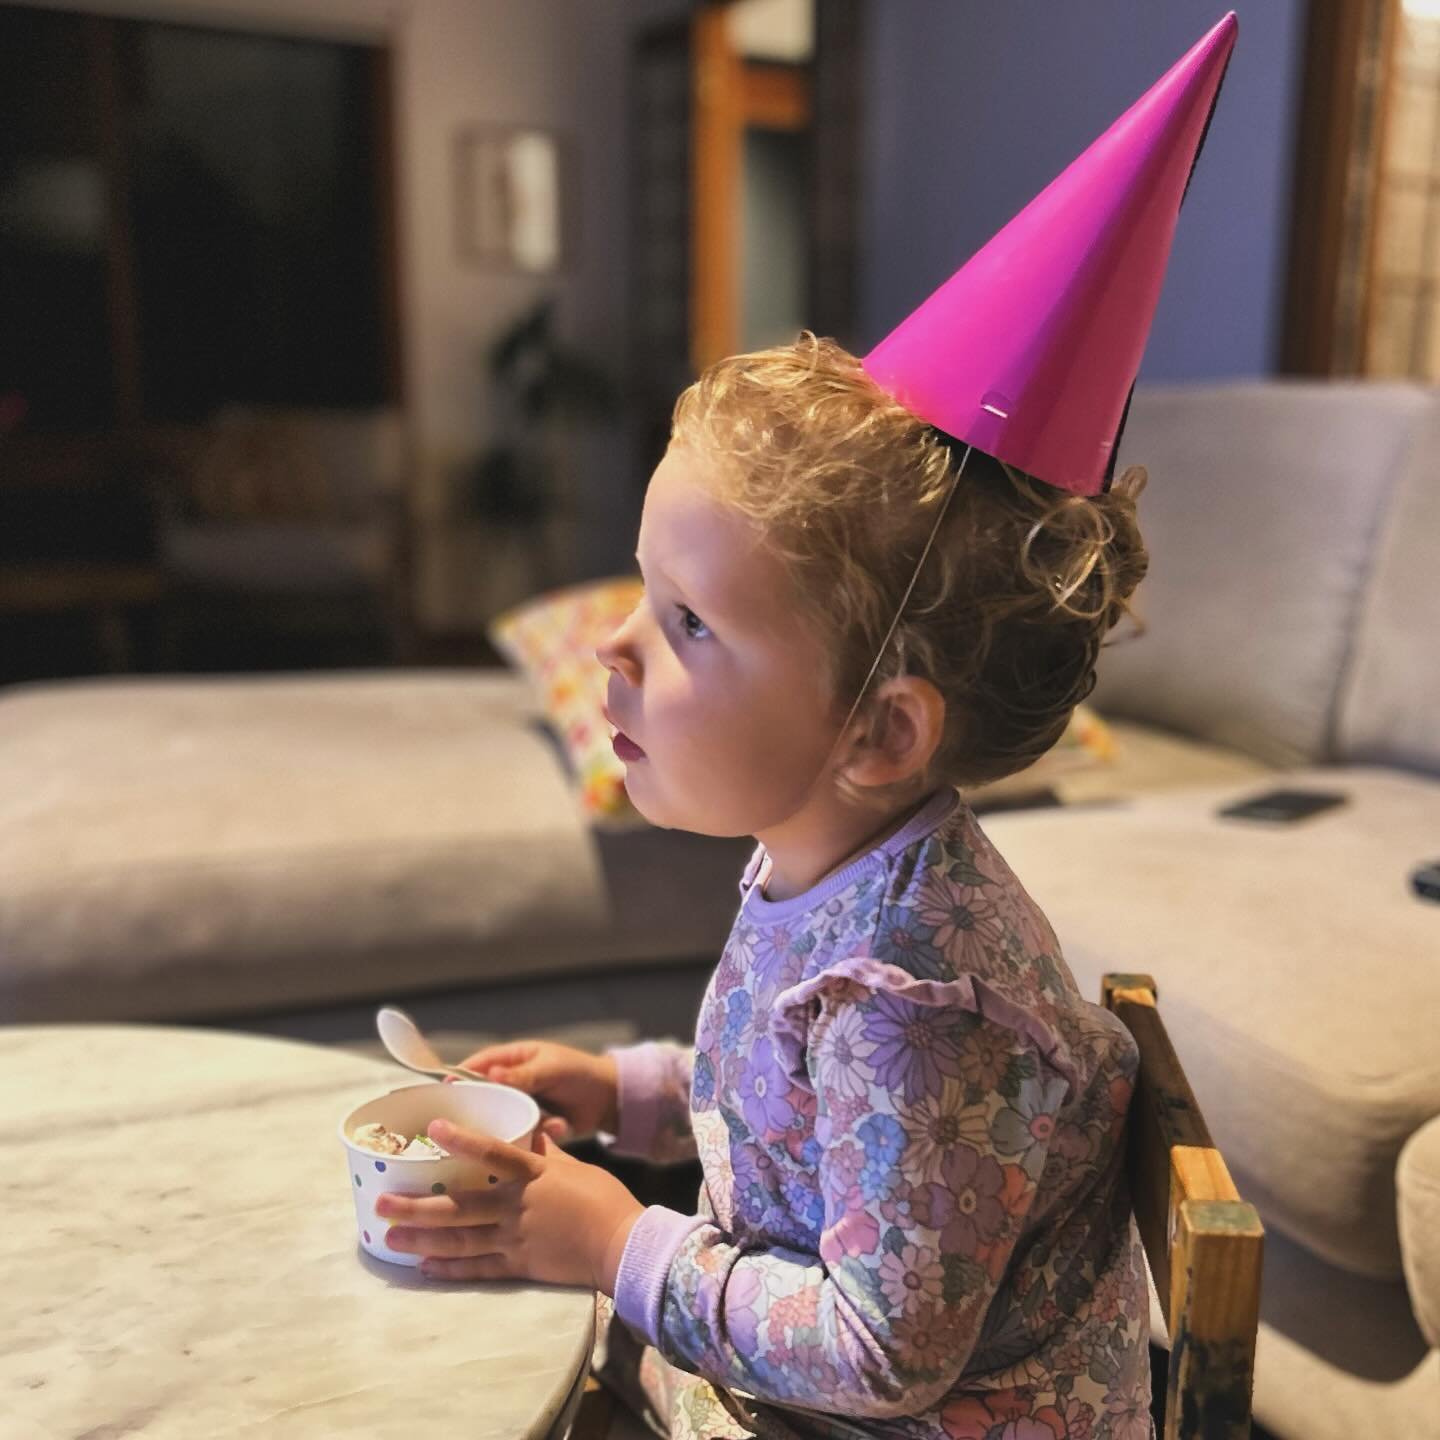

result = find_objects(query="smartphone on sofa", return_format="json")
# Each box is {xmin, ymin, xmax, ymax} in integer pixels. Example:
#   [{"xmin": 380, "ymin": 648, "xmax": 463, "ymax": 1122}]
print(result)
[{"xmin": 1216, "ymin": 788, "xmax": 1349, "ymax": 823}]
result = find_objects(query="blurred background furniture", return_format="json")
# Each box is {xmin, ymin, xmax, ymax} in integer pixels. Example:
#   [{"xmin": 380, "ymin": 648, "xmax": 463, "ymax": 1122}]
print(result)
[
  {"xmin": 0, "ymin": 431, "xmax": 169, "ymax": 679},
  {"xmin": 0, "ymin": 407, "xmax": 413, "ymax": 679},
  {"xmin": 0, "ymin": 562, "xmax": 166, "ymax": 674},
  {"xmin": 0, "ymin": 4, "xmax": 410, "ymax": 683},
  {"xmin": 142, "ymin": 404, "xmax": 414, "ymax": 670}
]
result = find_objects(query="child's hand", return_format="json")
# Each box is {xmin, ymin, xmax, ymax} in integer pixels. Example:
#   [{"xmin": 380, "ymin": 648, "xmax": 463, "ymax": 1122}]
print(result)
[
  {"xmin": 455, "ymin": 1040, "xmax": 619, "ymax": 1144},
  {"xmin": 377, "ymin": 1122, "xmax": 643, "ymax": 1293}
]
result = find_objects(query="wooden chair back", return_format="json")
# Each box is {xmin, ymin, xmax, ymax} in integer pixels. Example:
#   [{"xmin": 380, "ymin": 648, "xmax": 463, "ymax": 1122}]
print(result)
[{"xmin": 1101, "ymin": 973, "xmax": 1264, "ymax": 1440}]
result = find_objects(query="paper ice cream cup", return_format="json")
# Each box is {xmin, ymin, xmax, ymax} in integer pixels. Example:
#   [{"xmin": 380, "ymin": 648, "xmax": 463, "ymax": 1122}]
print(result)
[{"xmin": 339, "ymin": 1080, "xmax": 541, "ymax": 1267}]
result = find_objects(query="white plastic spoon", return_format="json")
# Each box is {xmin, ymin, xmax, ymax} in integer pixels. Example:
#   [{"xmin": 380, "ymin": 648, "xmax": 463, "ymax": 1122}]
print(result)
[{"xmin": 375, "ymin": 1006, "xmax": 478, "ymax": 1083}]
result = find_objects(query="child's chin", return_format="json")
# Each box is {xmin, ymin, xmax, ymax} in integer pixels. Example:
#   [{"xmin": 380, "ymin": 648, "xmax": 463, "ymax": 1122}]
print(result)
[
  {"xmin": 632, "ymin": 788, "xmax": 756, "ymax": 839},
  {"xmin": 620, "ymin": 766, "xmax": 663, "ymax": 824},
  {"xmin": 623, "ymin": 769, "xmax": 713, "ymax": 835}
]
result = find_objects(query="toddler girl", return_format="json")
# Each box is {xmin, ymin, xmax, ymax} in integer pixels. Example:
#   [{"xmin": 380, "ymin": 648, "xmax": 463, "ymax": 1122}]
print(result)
[
  {"xmin": 374, "ymin": 17, "xmax": 1237, "ymax": 1438},
  {"xmin": 378, "ymin": 334, "xmax": 1153, "ymax": 1440}
]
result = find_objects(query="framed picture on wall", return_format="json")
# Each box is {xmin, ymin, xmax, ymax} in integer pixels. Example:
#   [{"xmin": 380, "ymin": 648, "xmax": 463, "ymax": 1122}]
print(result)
[{"xmin": 454, "ymin": 125, "xmax": 573, "ymax": 274}]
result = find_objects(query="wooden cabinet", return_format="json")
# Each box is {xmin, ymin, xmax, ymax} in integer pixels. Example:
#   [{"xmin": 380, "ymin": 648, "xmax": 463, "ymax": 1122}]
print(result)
[{"xmin": 0, "ymin": 7, "xmax": 408, "ymax": 680}]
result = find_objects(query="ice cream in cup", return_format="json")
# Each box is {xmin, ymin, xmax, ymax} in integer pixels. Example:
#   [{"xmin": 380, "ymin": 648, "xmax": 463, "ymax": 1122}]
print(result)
[{"xmin": 339, "ymin": 1080, "xmax": 540, "ymax": 1266}]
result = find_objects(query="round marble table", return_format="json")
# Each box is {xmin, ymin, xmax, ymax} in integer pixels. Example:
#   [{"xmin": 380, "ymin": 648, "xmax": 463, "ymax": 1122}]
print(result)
[{"xmin": 2, "ymin": 1026, "xmax": 596, "ymax": 1439}]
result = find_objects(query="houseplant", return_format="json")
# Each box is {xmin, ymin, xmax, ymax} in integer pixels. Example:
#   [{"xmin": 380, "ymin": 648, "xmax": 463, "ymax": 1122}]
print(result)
[{"xmin": 466, "ymin": 299, "xmax": 618, "ymax": 524}]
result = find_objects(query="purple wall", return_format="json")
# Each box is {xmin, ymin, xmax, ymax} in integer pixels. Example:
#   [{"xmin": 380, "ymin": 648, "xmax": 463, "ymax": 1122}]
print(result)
[{"xmin": 860, "ymin": 2, "xmax": 1309, "ymax": 381}]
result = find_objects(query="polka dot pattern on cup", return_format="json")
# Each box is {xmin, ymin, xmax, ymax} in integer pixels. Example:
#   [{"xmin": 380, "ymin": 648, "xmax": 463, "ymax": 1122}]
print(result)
[
  {"xmin": 432, "ymin": 1182, "xmax": 446, "ymax": 1195},
  {"xmin": 374, "ymin": 1161, "xmax": 386, "ymax": 1172}
]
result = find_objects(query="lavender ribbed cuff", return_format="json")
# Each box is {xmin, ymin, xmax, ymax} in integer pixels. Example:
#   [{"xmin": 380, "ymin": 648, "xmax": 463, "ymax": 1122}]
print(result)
[
  {"xmin": 613, "ymin": 1205, "xmax": 707, "ymax": 1346},
  {"xmin": 607, "ymin": 1042, "xmax": 669, "ymax": 1158}
]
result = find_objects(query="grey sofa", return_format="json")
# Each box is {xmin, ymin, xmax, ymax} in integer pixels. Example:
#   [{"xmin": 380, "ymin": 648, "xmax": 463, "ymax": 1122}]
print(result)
[
  {"xmin": 978, "ymin": 381, "xmax": 1440, "ymax": 1438},
  {"xmin": 1, "ymin": 380, "xmax": 1436, "ymax": 1436}
]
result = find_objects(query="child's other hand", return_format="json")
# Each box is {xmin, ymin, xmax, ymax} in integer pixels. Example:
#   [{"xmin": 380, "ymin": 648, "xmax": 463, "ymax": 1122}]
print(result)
[
  {"xmin": 377, "ymin": 1124, "xmax": 643, "ymax": 1293},
  {"xmin": 455, "ymin": 1040, "xmax": 618, "ymax": 1143}
]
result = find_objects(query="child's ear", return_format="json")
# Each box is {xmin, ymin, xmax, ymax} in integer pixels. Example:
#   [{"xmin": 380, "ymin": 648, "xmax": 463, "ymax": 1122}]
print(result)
[{"xmin": 841, "ymin": 676, "xmax": 945, "ymax": 787}]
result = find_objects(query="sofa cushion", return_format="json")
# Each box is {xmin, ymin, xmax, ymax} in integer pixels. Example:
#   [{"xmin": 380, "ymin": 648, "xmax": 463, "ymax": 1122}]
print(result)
[
  {"xmin": 1017, "ymin": 716, "xmax": 1273, "ymax": 804},
  {"xmin": 1070, "ymin": 1134, "xmax": 1432, "ymax": 1440},
  {"xmin": 978, "ymin": 765, "xmax": 1440, "ymax": 1278},
  {"xmin": 1336, "ymin": 398, "xmax": 1440, "ymax": 778},
  {"xmin": 1397, "ymin": 1116, "xmax": 1440, "ymax": 1348},
  {"xmin": 1093, "ymin": 382, "xmax": 1433, "ymax": 768},
  {"xmin": 1248, "ymin": 1225, "xmax": 1435, "ymax": 1440},
  {"xmin": 0, "ymin": 673, "xmax": 751, "ymax": 1024}
]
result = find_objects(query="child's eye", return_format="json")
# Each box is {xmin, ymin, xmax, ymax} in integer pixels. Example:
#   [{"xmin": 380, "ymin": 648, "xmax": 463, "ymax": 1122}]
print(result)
[{"xmin": 675, "ymin": 604, "xmax": 710, "ymax": 641}]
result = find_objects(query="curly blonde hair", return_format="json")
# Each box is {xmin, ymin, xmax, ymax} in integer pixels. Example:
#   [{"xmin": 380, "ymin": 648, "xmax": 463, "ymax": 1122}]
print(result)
[{"xmin": 670, "ymin": 333, "xmax": 1150, "ymax": 807}]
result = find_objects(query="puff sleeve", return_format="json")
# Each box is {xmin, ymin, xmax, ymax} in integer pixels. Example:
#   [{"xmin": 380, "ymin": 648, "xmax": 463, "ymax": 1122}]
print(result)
[{"xmin": 606, "ymin": 1040, "xmax": 699, "ymax": 1165}]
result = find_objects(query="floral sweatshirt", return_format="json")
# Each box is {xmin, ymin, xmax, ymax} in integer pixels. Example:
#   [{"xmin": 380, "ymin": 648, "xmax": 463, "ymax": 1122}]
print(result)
[{"xmin": 609, "ymin": 787, "xmax": 1152, "ymax": 1440}]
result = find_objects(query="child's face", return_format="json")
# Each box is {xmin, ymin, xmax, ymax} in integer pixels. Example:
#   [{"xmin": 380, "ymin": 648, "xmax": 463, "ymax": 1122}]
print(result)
[{"xmin": 596, "ymin": 444, "xmax": 843, "ymax": 837}]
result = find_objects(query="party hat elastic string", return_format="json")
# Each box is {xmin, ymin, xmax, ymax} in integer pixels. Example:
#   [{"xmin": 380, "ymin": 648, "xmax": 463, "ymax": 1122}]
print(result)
[{"xmin": 821, "ymin": 443, "xmax": 972, "ymax": 777}]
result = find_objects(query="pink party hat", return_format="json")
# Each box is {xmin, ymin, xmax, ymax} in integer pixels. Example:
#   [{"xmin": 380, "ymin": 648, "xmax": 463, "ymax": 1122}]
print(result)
[{"xmin": 863, "ymin": 12, "xmax": 1238, "ymax": 496}]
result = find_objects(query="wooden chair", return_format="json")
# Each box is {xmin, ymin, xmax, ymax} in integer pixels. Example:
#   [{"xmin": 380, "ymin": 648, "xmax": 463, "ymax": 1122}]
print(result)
[
  {"xmin": 1102, "ymin": 973, "xmax": 1265, "ymax": 1440},
  {"xmin": 570, "ymin": 1377, "xmax": 613, "ymax": 1440}
]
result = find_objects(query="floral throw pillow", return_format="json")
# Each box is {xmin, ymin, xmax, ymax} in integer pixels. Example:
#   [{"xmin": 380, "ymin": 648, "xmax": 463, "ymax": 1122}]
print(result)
[
  {"xmin": 488, "ymin": 575, "xmax": 1121, "ymax": 824},
  {"xmin": 487, "ymin": 577, "xmax": 645, "ymax": 826}
]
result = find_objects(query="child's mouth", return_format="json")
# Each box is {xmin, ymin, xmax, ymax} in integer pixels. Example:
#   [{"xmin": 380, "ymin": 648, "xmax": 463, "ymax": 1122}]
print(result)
[
  {"xmin": 602, "ymin": 703, "xmax": 646, "ymax": 761},
  {"xmin": 613, "ymin": 732, "xmax": 646, "ymax": 762}
]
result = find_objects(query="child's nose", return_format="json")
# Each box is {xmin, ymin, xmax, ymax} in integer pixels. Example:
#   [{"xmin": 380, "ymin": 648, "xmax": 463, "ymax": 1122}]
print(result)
[{"xmin": 595, "ymin": 625, "xmax": 641, "ymax": 685}]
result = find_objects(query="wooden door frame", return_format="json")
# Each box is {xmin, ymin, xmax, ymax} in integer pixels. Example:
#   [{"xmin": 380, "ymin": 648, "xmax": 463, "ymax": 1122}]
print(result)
[
  {"xmin": 690, "ymin": 4, "xmax": 813, "ymax": 372},
  {"xmin": 1280, "ymin": 0, "xmax": 1397, "ymax": 375}
]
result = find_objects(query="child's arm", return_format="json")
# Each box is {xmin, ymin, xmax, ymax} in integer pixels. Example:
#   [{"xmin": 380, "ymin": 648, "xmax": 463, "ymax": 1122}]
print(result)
[
  {"xmin": 611, "ymin": 978, "xmax": 1074, "ymax": 1419},
  {"xmin": 604, "ymin": 1039, "xmax": 697, "ymax": 1166}
]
